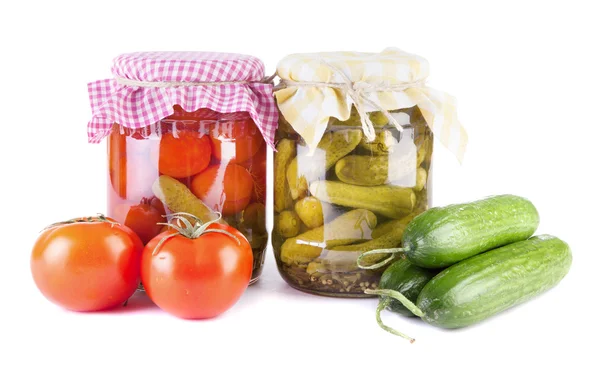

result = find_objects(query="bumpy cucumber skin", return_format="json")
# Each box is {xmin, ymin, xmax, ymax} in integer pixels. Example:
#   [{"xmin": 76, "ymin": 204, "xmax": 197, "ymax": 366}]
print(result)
[
  {"xmin": 417, "ymin": 235, "xmax": 572, "ymax": 329},
  {"xmin": 379, "ymin": 259, "xmax": 437, "ymax": 316},
  {"xmin": 404, "ymin": 195, "xmax": 540, "ymax": 268}
]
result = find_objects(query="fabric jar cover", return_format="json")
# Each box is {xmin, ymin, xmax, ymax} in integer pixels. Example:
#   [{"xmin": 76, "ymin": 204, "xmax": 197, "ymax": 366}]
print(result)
[
  {"xmin": 275, "ymin": 48, "xmax": 468, "ymax": 162},
  {"xmin": 87, "ymin": 51, "xmax": 278, "ymax": 148}
]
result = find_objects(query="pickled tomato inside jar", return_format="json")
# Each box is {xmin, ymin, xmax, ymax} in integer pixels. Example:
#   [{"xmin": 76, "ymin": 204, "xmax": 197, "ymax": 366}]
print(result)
[
  {"xmin": 190, "ymin": 163, "xmax": 255, "ymax": 216},
  {"xmin": 107, "ymin": 107, "xmax": 266, "ymax": 245},
  {"xmin": 209, "ymin": 116, "xmax": 265, "ymax": 164}
]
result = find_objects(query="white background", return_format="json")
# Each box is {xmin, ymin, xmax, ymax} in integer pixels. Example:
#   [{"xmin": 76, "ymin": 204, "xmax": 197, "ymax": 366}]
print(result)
[{"xmin": 1, "ymin": 1, "xmax": 598, "ymax": 375}]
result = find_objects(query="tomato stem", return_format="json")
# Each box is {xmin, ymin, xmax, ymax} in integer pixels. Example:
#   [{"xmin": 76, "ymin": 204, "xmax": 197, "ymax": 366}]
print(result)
[
  {"xmin": 152, "ymin": 232, "xmax": 180, "ymax": 256},
  {"xmin": 374, "ymin": 298, "xmax": 416, "ymax": 343},
  {"xmin": 366, "ymin": 288, "xmax": 424, "ymax": 317},
  {"xmin": 152, "ymin": 212, "xmax": 240, "ymax": 256},
  {"xmin": 42, "ymin": 214, "xmax": 120, "ymax": 232}
]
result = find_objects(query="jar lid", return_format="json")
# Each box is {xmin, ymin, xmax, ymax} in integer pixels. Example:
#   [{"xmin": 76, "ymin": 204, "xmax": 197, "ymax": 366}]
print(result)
[
  {"xmin": 275, "ymin": 48, "xmax": 467, "ymax": 162},
  {"xmin": 87, "ymin": 52, "xmax": 278, "ymax": 148}
]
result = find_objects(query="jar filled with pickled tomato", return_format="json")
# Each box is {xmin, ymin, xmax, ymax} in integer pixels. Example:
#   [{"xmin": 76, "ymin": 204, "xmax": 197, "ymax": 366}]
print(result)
[
  {"xmin": 87, "ymin": 52, "xmax": 278, "ymax": 283},
  {"xmin": 272, "ymin": 49, "xmax": 468, "ymax": 296}
]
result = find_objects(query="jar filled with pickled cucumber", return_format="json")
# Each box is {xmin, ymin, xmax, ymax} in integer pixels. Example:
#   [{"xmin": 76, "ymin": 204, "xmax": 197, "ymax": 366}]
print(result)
[
  {"xmin": 87, "ymin": 52, "xmax": 278, "ymax": 283},
  {"xmin": 272, "ymin": 49, "xmax": 467, "ymax": 297}
]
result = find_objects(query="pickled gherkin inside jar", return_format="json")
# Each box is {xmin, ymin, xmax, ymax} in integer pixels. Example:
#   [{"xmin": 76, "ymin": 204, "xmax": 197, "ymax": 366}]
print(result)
[{"xmin": 272, "ymin": 106, "xmax": 434, "ymax": 297}]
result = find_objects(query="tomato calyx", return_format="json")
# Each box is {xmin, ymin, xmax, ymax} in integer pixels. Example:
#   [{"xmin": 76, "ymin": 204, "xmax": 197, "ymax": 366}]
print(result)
[
  {"xmin": 42, "ymin": 214, "xmax": 120, "ymax": 231},
  {"xmin": 153, "ymin": 212, "xmax": 240, "ymax": 256}
]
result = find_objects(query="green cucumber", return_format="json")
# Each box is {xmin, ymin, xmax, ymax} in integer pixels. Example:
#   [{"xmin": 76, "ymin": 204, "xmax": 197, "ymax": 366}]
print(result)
[
  {"xmin": 366, "ymin": 235, "xmax": 572, "ymax": 340},
  {"xmin": 418, "ymin": 235, "xmax": 572, "ymax": 328},
  {"xmin": 370, "ymin": 258, "xmax": 438, "ymax": 342},
  {"xmin": 378, "ymin": 258, "xmax": 437, "ymax": 317},
  {"xmin": 358, "ymin": 194, "xmax": 540, "ymax": 269}
]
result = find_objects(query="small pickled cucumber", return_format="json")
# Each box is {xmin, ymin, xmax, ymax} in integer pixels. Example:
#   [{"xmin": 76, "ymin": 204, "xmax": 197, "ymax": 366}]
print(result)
[
  {"xmin": 371, "ymin": 214, "xmax": 416, "ymax": 239},
  {"xmin": 369, "ymin": 111, "xmax": 390, "ymax": 126},
  {"xmin": 152, "ymin": 175, "xmax": 224, "ymax": 224},
  {"xmin": 274, "ymin": 139, "xmax": 296, "ymax": 212},
  {"xmin": 310, "ymin": 181, "xmax": 416, "ymax": 219},
  {"xmin": 278, "ymin": 210, "xmax": 302, "ymax": 238},
  {"xmin": 280, "ymin": 209, "xmax": 378, "ymax": 265},
  {"xmin": 335, "ymin": 155, "xmax": 388, "ymax": 186},
  {"xmin": 294, "ymin": 197, "xmax": 325, "ymax": 229},
  {"xmin": 287, "ymin": 129, "xmax": 362, "ymax": 198},
  {"xmin": 321, "ymin": 130, "xmax": 363, "ymax": 168},
  {"xmin": 414, "ymin": 167, "xmax": 428, "ymax": 191},
  {"xmin": 314, "ymin": 221, "xmax": 409, "ymax": 272},
  {"xmin": 335, "ymin": 153, "xmax": 418, "ymax": 187},
  {"xmin": 331, "ymin": 219, "xmax": 407, "ymax": 252},
  {"xmin": 286, "ymin": 158, "xmax": 308, "ymax": 200},
  {"xmin": 371, "ymin": 221, "xmax": 397, "ymax": 239},
  {"xmin": 417, "ymin": 136, "xmax": 432, "ymax": 166},
  {"xmin": 358, "ymin": 130, "xmax": 397, "ymax": 155}
]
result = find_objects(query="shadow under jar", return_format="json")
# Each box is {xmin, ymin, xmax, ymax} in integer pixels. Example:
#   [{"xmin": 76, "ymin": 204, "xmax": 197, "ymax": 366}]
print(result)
[
  {"xmin": 272, "ymin": 106, "xmax": 433, "ymax": 297},
  {"xmin": 107, "ymin": 107, "xmax": 268, "ymax": 284}
]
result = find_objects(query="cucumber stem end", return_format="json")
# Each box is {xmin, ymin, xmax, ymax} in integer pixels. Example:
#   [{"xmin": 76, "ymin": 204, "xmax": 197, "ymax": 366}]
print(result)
[
  {"xmin": 374, "ymin": 298, "xmax": 416, "ymax": 343},
  {"xmin": 366, "ymin": 288, "xmax": 424, "ymax": 317},
  {"xmin": 357, "ymin": 248, "xmax": 405, "ymax": 270}
]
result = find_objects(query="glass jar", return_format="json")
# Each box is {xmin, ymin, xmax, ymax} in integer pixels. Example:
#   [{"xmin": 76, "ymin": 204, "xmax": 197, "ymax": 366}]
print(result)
[
  {"xmin": 272, "ymin": 48, "xmax": 466, "ymax": 296},
  {"xmin": 88, "ymin": 52, "xmax": 278, "ymax": 284},
  {"xmin": 107, "ymin": 106, "xmax": 268, "ymax": 283},
  {"xmin": 272, "ymin": 106, "xmax": 433, "ymax": 296}
]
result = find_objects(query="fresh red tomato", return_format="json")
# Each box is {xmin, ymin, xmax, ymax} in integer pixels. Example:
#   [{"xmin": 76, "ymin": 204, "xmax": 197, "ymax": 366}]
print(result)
[
  {"xmin": 141, "ymin": 222, "xmax": 253, "ymax": 319},
  {"xmin": 159, "ymin": 130, "xmax": 212, "ymax": 178},
  {"xmin": 190, "ymin": 163, "xmax": 254, "ymax": 216},
  {"xmin": 31, "ymin": 217, "xmax": 143, "ymax": 312},
  {"xmin": 210, "ymin": 118, "xmax": 265, "ymax": 164}
]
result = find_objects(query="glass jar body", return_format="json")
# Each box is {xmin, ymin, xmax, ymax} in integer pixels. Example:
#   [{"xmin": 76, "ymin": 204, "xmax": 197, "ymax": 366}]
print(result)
[
  {"xmin": 107, "ymin": 107, "xmax": 268, "ymax": 283},
  {"xmin": 272, "ymin": 107, "xmax": 433, "ymax": 297}
]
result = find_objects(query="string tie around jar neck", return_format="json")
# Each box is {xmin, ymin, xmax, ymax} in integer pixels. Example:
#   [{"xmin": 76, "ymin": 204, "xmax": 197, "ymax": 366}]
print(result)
[
  {"xmin": 114, "ymin": 72, "xmax": 277, "ymax": 88},
  {"xmin": 278, "ymin": 59, "xmax": 426, "ymax": 141}
]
